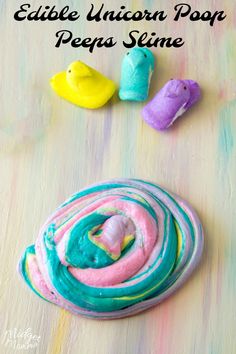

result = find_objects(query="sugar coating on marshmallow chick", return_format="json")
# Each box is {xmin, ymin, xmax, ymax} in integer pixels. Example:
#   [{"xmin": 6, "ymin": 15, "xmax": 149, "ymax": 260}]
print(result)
[
  {"xmin": 142, "ymin": 79, "xmax": 201, "ymax": 131},
  {"xmin": 50, "ymin": 61, "xmax": 116, "ymax": 109},
  {"xmin": 119, "ymin": 47, "xmax": 155, "ymax": 102}
]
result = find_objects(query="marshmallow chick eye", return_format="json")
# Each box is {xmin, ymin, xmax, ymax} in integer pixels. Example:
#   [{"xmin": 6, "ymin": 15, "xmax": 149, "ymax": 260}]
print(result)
[
  {"xmin": 119, "ymin": 47, "xmax": 155, "ymax": 102},
  {"xmin": 50, "ymin": 60, "xmax": 116, "ymax": 109},
  {"xmin": 142, "ymin": 79, "xmax": 201, "ymax": 131},
  {"xmin": 18, "ymin": 178, "xmax": 203, "ymax": 320}
]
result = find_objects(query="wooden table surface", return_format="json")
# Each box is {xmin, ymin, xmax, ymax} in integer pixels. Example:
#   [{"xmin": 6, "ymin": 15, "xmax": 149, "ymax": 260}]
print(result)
[{"xmin": 1, "ymin": 0, "xmax": 235, "ymax": 353}]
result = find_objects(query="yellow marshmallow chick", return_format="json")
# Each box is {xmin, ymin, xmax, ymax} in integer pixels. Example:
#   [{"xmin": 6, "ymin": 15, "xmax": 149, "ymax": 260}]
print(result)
[{"xmin": 50, "ymin": 61, "xmax": 116, "ymax": 109}]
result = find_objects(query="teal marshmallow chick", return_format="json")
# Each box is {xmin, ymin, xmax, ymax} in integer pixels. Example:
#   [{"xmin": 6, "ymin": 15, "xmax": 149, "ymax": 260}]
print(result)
[{"xmin": 119, "ymin": 47, "xmax": 155, "ymax": 101}]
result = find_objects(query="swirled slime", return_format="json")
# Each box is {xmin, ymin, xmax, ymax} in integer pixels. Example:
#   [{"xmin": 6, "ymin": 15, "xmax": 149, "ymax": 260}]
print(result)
[{"xmin": 19, "ymin": 179, "xmax": 203, "ymax": 319}]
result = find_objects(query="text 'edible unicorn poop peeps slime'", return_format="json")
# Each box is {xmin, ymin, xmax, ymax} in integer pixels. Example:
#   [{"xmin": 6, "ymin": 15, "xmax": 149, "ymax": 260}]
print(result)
[
  {"xmin": 142, "ymin": 79, "xmax": 201, "ymax": 131},
  {"xmin": 50, "ymin": 61, "xmax": 116, "ymax": 109},
  {"xmin": 119, "ymin": 47, "xmax": 155, "ymax": 101}
]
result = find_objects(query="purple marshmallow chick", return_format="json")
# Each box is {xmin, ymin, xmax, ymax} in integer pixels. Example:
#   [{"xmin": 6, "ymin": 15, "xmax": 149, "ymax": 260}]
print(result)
[{"xmin": 142, "ymin": 79, "xmax": 201, "ymax": 131}]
